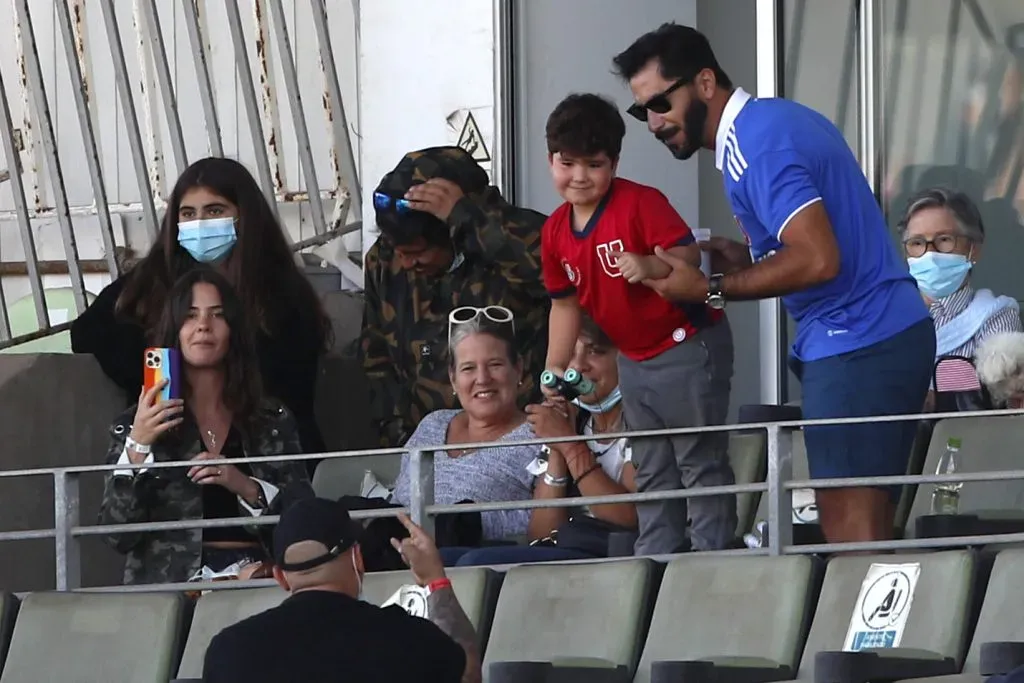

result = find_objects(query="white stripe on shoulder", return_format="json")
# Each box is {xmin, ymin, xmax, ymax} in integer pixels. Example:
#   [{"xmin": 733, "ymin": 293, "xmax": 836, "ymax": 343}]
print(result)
[{"xmin": 776, "ymin": 197, "xmax": 823, "ymax": 239}]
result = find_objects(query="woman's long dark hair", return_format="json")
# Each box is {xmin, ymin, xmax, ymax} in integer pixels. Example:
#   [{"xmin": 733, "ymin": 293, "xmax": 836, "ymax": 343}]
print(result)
[
  {"xmin": 116, "ymin": 157, "xmax": 331, "ymax": 348},
  {"xmin": 156, "ymin": 267, "xmax": 263, "ymax": 427}
]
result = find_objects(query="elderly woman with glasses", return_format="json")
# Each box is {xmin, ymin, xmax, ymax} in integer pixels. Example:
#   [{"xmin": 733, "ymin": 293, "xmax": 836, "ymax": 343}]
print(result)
[
  {"xmin": 899, "ymin": 187, "xmax": 1021, "ymax": 362},
  {"xmin": 390, "ymin": 307, "xmax": 565, "ymax": 557}
]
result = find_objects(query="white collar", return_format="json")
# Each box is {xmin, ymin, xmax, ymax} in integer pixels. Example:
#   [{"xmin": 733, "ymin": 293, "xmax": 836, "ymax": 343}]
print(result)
[
  {"xmin": 448, "ymin": 251, "xmax": 465, "ymax": 273},
  {"xmin": 714, "ymin": 87, "xmax": 753, "ymax": 172}
]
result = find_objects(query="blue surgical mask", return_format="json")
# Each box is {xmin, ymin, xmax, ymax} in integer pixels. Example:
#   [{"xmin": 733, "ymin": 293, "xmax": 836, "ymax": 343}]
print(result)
[
  {"xmin": 178, "ymin": 217, "xmax": 238, "ymax": 263},
  {"xmin": 572, "ymin": 386, "xmax": 622, "ymax": 414},
  {"xmin": 907, "ymin": 251, "xmax": 972, "ymax": 299}
]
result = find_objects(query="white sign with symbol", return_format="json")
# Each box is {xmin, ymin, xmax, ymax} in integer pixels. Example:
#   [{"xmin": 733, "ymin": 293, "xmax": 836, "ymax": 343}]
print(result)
[
  {"xmin": 382, "ymin": 584, "xmax": 430, "ymax": 619},
  {"xmin": 843, "ymin": 563, "xmax": 921, "ymax": 652}
]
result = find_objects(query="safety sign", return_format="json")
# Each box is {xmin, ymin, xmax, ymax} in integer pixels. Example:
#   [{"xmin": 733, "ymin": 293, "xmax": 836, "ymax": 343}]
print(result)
[
  {"xmin": 382, "ymin": 584, "xmax": 430, "ymax": 619},
  {"xmin": 843, "ymin": 562, "xmax": 921, "ymax": 652}
]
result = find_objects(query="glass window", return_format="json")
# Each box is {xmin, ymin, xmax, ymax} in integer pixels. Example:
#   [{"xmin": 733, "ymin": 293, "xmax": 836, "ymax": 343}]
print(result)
[{"xmin": 881, "ymin": 0, "xmax": 1024, "ymax": 303}]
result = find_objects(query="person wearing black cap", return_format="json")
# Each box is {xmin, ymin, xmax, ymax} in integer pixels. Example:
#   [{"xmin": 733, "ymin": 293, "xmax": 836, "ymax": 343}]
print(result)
[{"xmin": 202, "ymin": 498, "xmax": 481, "ymax": 683}]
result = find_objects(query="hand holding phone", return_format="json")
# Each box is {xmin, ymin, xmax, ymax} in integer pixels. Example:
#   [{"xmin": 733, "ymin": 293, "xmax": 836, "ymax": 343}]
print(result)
[{"xmin": 129, "ymin": 348, "xmax": 185, "ymax": 452}]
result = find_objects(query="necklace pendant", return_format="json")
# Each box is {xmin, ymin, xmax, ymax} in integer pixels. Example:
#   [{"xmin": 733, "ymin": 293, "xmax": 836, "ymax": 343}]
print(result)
[{"xmin": 207, "ymin": 429, "xmax": 217, "ymax": 449}]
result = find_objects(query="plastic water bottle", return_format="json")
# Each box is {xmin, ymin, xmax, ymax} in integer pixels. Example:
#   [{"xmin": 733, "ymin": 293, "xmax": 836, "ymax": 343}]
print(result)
[{"xmin": 930, "ymin": 437, "xmax": 963, "ymax": 515}]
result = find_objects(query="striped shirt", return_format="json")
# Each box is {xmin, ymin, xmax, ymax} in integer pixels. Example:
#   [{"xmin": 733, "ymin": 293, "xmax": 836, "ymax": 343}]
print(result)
[{"xmin": 929, "ymin": 286, "xmax": 1023, "ymax": 359}]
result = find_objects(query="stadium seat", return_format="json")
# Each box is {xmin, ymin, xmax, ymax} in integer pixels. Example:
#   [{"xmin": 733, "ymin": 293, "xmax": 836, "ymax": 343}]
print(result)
[
  {"xmin": 0, "ymin": 591, "xmax": 186, "ymax": 683},
  {"xmin": 311, "ymin": 453, "xmax": 403, "ymax": 500},
  {"xmin": 176, "ymin": 587, "xmax": 285, "ymax": 679},
  {"xmin": 906, "ymin": 416, "xmax": 1024, "ymax": 540},
  {"xmin": 484, "ymin": 559, "xmax": 656, "ymax": 682},
  {"xmin": 906, "ymin": 548, "xmax": 1024, "ymax": 683},
  {"xmin": 0, "ymin": 592, "xmax": 18, "ymax": 673},
  {"xmin": 362, "ymin": 566, "xmax": 500, "ymax": 648},
  {"xmin": 794, "ymin": 551, "xmax": 976, "ymax": 683},
  {"xmin": 635, "ymin": 555, "xmax": 820, "ymax": 683}
]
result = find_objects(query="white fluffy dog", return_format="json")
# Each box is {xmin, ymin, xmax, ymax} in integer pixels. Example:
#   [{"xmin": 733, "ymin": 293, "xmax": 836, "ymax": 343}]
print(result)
[{"xmin": 975, "ymin": 332, "xmax": 1024, "ymax": 407}]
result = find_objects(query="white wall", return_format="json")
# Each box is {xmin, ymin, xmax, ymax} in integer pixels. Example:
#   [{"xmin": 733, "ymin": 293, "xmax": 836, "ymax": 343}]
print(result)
[
  {"xmin": 357, "ymin": 0, "xmax": 496, "ymax": 249},
  {"xmin": 511, "ymin": 0, "xmax": 699, "ymax": 225}
]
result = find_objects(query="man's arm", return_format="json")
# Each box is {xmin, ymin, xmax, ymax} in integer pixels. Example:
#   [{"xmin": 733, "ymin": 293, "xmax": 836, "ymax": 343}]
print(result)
[
  {"xmin": 359, "ymin": 245, "xmax": 405, "ymax": 446},
  {"xmin": 427, "ymin": 585, "xmax": 483, "ymax": 683},
  {"xmin": 719, "ymin": 200, "xmax": 840, "ymax": 300}
]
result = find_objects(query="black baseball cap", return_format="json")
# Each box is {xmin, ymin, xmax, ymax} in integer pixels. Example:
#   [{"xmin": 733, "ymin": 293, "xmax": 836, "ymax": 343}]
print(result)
[{"xmin": 272, "ymin": 497, "xmax": 363, "ymax": 572}]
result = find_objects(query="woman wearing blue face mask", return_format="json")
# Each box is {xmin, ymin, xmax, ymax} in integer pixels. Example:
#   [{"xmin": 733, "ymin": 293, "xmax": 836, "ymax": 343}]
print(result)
[
  {"xmin": 900, "ymin": 187, "xmax": 1022, "ymax": 363},
  {"xmin": 71, "ymin": 157, "xmax": 332, "ymax": 463}
]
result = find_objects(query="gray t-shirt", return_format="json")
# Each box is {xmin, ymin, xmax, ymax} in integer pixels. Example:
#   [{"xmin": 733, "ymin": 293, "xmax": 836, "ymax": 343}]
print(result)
[{"xmin": 392, "ymin": 410, "xmax": 539, "ymax": 540}]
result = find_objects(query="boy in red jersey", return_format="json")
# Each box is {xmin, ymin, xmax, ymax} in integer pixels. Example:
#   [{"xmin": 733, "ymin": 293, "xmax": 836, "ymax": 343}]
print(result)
[{"xmin": 539, "ymin": 93, "xmax": 736, "ymax": 553}]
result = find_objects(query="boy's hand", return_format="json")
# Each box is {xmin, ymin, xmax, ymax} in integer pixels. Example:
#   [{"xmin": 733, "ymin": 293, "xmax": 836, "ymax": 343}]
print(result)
[{"xmin": 612, "ymin": 251, "xmax": 658, "ymax": 284}]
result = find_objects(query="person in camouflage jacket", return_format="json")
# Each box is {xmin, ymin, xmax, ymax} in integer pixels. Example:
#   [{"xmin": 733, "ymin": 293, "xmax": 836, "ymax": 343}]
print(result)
[
  {"xmin": 98, "ymin": 400, "xmax": 313, "ymax": 585},
  {"xmin": 361, "ymin": 146, "xmax": 550, "ymax": 447}
]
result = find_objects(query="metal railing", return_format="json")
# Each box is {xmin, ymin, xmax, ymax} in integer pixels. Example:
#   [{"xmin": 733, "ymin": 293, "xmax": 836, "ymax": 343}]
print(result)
[
  {"xmin": 0, "ymin": 0, "xmax": 361, "ymax": 350},
  {"xmin": 2, "ymin": 407, "xmax": 1024, "ymax": 593}
]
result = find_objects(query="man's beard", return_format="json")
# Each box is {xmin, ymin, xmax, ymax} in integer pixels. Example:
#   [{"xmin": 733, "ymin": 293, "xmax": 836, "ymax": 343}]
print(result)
[{"xmin": 656, "ymin": 99, "xmax": 708, "ymax": 160}]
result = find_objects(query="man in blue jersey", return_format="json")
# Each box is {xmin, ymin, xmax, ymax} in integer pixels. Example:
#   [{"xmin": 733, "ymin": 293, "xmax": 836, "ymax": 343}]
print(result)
[{"xmin": 613, "ymin": 23, "xmax": 936, "ymax": 544}]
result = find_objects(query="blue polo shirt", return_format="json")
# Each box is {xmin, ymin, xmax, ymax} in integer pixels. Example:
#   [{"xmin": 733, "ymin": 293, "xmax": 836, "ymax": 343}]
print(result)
[{"xmin": 717, "ymin": 88, "xmax": 928, "ymax": 362}]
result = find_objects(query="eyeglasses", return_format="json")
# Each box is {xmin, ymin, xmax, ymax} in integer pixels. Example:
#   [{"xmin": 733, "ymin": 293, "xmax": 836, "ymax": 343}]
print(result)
[
  {"xmin": 626, "ymin": 78, "xmax": 690, "ymax": 122},
  {"xmin": 903, "ymin": 234, "xmax": 963, "ymax": 258},
  {"xmin": 373, "ymin": 191, "xmax": 412, "ymax": 215},
  {"xmin": 448, "ymin": 305, "xmax": 515, "ymax": 343}
]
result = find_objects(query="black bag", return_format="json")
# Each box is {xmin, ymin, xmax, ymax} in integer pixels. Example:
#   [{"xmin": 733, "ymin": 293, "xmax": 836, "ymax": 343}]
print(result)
[
  {"xmin": 535, "ymin": 514, "xmax": 636, "ymax": 558},
  {"xmin": 337, "ymin": 496, "xmax": 485, "ymax": 572},
  {"xmin": 933, "ymin": 355, "xmax": 994, "ymax": 413}
]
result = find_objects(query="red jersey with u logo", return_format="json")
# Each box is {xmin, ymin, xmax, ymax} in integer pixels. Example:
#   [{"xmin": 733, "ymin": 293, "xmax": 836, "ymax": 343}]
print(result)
[{"xmin": 541, "ymin": 178, "xmax": 722, "ymax": 361}]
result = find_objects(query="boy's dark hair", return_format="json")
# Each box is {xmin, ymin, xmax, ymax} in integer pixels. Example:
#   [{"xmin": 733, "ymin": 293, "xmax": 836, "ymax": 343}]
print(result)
[
  {"xmin": 613, "ymin": 23, "xmax": 733, "ymax": 89},
  {"xmin": 545, "ymin": 93, "xmax": 626, "ymax": 161}
]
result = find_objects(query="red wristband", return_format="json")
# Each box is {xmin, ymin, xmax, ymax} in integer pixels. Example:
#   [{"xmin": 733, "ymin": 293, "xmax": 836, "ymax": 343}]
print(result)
[{"xmin": 427, "ymin": 578, "xmax": 452, "ymax": 593}]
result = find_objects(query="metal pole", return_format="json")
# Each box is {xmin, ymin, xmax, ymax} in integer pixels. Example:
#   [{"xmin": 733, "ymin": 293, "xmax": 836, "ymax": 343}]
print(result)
[
  {"xmin": 54, "ymin": 0, "xmax": 121, "ymax": 279},
  {"xmin": 308, "ymin": 0, "xmax": 361, "ymax": 220},
  {"xmin": 14, "ymin": 0, "xmax": 89, "ymax": 315},
  {"xmin": 0, "ymin": 68, "xmax": 39, "ymax": 338},
  {"xmin": 141, "ymin": 0, "xmax": 189, "ymax": 174},
  {"xmin": 54, "ymin": 471, "xmax": 82, "ymax": 590},
  {"xmin": 181, "ymin": 0, "xmax": 223, "ymax": 156},
  {"xmin": 857, "ymin": 0, "xmax": 881, "ymax": 198},
  {"xmin": 223, "ymin": 0, "xmax": 278, "ymax": 210},
  {"xmin": 408, "ymin": 449, "xmax": 435, "ymax": 538},
  {"xmin": 98, "ymin": 0, "xmax": 160, "ymax": 237},
  {"xmin": 755, "ymin": 0, "xmax": 786, "ymax": 405},
  {"xmin": 765, "ymin": 424, "xmax": 794, "ymax": 556},
  {"xmin": 491, "ymin": 0, "xmax": 515, "ymax": 199},
  {"xmin": 266, "ymin": 0, "xmax": 327, "ymax": 235}
]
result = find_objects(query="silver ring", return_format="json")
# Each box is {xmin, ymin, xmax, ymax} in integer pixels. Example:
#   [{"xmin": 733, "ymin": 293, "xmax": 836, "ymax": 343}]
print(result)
[{"xmin": 215, "ymin": 468, "xmax": 222, "ymax": 476}]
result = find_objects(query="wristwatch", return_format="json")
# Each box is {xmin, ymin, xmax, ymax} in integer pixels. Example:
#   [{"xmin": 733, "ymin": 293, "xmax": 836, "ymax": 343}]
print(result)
[{"xmin": 706, "ymin": 273, "xmax": 726, "ymax": 310}]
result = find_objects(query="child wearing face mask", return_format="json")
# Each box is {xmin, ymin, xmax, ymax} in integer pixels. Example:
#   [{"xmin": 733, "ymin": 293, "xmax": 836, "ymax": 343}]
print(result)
[
  {"xmin": 900, "ymin": 187, "xmax": 1021, "ymax": 361},
  {"xmin": 71, "ymin": 157, "xmax": 333, "ymax": 464}
]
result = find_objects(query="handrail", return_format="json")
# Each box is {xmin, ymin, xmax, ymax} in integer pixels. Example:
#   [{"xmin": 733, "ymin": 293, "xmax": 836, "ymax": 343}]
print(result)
[{"xmin": 2, "ymin": 407, "xmax": 1024, "ymax": 591}]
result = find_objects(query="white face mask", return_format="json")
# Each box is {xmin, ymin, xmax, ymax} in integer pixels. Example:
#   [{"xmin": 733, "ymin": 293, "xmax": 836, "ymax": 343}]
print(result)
[{"xmin": 352, "ymin": 551, "xmax": 364, "ymax": 600}]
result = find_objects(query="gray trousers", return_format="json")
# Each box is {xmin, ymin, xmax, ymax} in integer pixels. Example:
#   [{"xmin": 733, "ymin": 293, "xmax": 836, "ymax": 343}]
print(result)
[{"xmin": 618, "ymin": 317, "xmax": 736, "ymax": 553}]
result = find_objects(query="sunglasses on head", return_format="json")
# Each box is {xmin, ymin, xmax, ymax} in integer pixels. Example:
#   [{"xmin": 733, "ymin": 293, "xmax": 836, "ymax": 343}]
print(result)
[
  {"xmin": 626, "ymin": 78, "xmax": 690, "ymax": 122},
  {"xmin": 373, "ymin": 191, "xmax": 412, "ymax": 215},
  {"xmin": 448, "ymin": 305, "xmax": 515, "ymax": 344}
]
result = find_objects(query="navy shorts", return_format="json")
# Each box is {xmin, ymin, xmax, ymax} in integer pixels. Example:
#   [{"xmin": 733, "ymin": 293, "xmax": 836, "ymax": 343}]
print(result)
[{"xmin": 790, "ymin": 317, "xmax": 935, "ymax": 501}]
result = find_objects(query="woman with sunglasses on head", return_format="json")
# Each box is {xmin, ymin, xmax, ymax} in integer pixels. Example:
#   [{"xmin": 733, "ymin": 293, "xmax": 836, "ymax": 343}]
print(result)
[
  {"xmin": 445, "ymin": 314, "xmax": 639, "ymax": 568},
  {"xmin": 390, "ymin": 309, "xmax": 568, "ymax": 559},
  {"xmin": 98, "ymin": 268, "xmax": 313, "ymax": 586},
  {"xmin": 71, "ymin": 157, "xmax": 332, "ymax": 462}
]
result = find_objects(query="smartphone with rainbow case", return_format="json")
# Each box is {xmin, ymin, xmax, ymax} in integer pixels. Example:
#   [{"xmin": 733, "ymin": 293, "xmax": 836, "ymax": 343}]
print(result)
[{"xmin": 142, "ymin": 347, "xmax": 182, "ymax": 402}]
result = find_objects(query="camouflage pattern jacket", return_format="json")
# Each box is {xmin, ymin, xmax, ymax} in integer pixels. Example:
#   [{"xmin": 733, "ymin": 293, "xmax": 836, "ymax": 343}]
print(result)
[
  {"xmin": 98, "ymin": 400, "xmax": 313, "ymax": 585},
  {"xmin": 361, "ymin": 150, "xmax": 551, "ymax": 447}
]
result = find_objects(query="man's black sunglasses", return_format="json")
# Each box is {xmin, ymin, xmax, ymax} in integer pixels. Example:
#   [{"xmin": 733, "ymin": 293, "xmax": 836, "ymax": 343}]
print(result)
[{"xmin": 626, "ymin": 78, "xmax": 690, "ymax": 122}]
